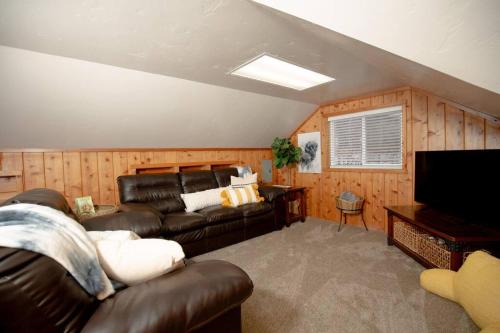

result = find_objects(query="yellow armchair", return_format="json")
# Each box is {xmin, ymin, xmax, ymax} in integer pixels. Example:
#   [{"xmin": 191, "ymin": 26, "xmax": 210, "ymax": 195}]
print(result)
[{"xmin": 420, "ymin": 251, "xmax": 500, "ymax": 333}]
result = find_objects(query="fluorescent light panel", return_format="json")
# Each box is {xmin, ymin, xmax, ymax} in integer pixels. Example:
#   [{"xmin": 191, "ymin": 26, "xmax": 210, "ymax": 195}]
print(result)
[{"xmin": 230, "ymin": 54, "xmax": 335, "ymax": 90}]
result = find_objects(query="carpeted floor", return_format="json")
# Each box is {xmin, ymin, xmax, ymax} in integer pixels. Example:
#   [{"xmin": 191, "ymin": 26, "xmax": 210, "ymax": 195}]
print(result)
[{"xmin": 194, "ymin": 218, "xmax": 478, "ymax": 333}]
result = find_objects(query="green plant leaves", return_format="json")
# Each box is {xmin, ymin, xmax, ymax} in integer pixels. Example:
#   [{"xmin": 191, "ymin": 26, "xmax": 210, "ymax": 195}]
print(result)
[{"xmin": 271, "ymin": 137, "xmax": 302, "ymax": 169}]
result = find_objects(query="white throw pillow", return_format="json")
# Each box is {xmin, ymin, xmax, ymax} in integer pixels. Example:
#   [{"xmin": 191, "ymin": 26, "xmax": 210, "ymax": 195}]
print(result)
[
  {"xmin": 180, "ymin": 187, "xmax": 226, "ymax": 212},
  {"xmin": 230, "ymin": 173, "xmax": 258, "ymax": 187},
  {"xmin": 95, "ymin": 239, "xmax": 185, "ymax": 286},
  {"xmin": 88, "ymin": 230, "xmax": 140, "ymax": 242}
]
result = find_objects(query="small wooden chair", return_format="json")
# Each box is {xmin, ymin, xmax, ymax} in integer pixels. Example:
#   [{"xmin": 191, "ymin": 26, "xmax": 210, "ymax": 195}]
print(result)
[{"xmin": 335, "ymin": 193, "xmax": 368, "ymax": 232}]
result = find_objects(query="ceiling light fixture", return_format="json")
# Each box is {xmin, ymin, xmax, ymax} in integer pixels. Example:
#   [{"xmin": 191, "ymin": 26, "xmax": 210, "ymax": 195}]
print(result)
[{"xmin": 229, "ymin": 54, "xmax": 335, "ymax": 90}]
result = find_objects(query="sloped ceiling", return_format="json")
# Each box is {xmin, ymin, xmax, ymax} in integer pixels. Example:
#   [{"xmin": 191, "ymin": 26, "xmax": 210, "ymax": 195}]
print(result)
[
  {"xmin": 0, "ymin": 0, "xmax": 499, "ymax": 148},
  {"xmin": 0, "ymin": 46, "xmax": 314, "ymax": 148},
  {"xmin": 254, "ymin": 0, "xmax": 500, "ymax": 95},
  {"xmin": 0, "ymin": 0, "xmax": 405, "ymax": 105}
]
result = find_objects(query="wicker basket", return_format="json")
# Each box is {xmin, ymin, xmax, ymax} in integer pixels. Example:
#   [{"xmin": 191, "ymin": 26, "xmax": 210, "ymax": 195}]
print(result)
[
  {"xmin": 335, "ymin": 196, "xmax": 364, "ymax": 212},
  {"xmin": 393, "ymin": 221, "xmax": 422, "ymax": 252},
  {"xmin": 418, "ymin": 236, "xmax": 451, "ymax": 269},
  {"xmin": 393, "ymin": 220, "xmax": 452, "ymax": 269}
]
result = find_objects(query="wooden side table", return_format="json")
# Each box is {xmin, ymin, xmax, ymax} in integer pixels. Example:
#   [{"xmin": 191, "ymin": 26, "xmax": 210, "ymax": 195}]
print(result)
[{"xmin": 275, "ymin": 186, "xmax": 307, "ymax": 227}]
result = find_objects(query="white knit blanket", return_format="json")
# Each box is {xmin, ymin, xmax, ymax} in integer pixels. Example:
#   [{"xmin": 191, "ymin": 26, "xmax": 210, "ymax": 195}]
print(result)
[{"xmin": 0, "ymin": 203, "xmax": 114, "ymax": 300}]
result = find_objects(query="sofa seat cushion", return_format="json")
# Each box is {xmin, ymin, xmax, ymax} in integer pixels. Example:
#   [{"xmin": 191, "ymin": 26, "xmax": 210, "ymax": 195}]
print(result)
[
  {"xmin": 167, "ymin": 228, "xmax": 206, "ymax": 244},
  {"xmin": 205, "ymin": 219, "xmax": 245, "ymax": 237},
  {"xmin": 81, "ymin": 260, "xmax": 253, "ymax": 333},
  {"xmin": 236, "ymin": 202, "xmax": 273, "ymax": 217},
  {"xmin": 162, "ymin": 212, "xmax": 207, "ymax": 234},
  {"xmin": 196, "ymin": 205, "xmax": 243, "ymax": 224}
]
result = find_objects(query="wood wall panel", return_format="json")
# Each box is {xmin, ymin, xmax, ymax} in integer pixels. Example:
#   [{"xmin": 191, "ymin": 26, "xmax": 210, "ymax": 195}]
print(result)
[
  {"xmin": 371, "ymin": 173, "xmax": 385, "ymax": 231},
  {"xmin": 0, "ymin": 153, "xmax": 24, "ymax": 200},
  {"xmin": 464, "ymin": 113, "xmax": 485, "ymax": 149},
  {"xmin": 127, "ymin": 152, "xmax": 141, "ymax": 170},
  {"xmin": 445, "ymin": 105, "xmax": 465, "ymax": 150},
  {"xmin": 80, "ymin": 152, "xmax": 101, "ymax": 203},
  {"xmin": 288, "ymin": 87, "xmax": 500, "ymax": 232},
  {"xmin": 0, "ymin": 152, "xmax": 23, "ymax": 171},
  {"xmin": 412, "ymin": 90, "xmax": 428, "ymax": 152},
  {"xmin": 427, "ymin": 96, "xmax": 446, "ymax": 151},
  {"xmin": 63, "ymin": 152, "xmax": 82, "ymax": 205},
  {"xmin": 112, "ymin": 152, "xmax": 129, "ymax": 203},
  {"xmin": 0, "ymin": 149, "xmax": 272, "ymax": 206},
  {"xmin": 486, "ymin": 120, "xmax": 500, "ymax": 149},
  {"xmin": 44, "ymin": 152, "xmax": 64, "ymax": 193},
  {"xmin": 97, "ymin": 152, "xmax": 115, "ymax": 205},
  {"xmin": 23, "ymin": 153, "xmax": 45, "ymax": 190},
  {"xmin": 140, "ymin": 152, "xmax": 155, "ymax": 165}
]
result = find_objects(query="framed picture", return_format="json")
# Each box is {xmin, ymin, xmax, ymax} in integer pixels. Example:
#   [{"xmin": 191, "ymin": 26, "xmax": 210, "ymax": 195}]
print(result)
[
  {"xmin": 75, "ymin": 196, "xmax": 95, "ymax": 217},
  {"xmin": 298, "ymin": 132, "xmax": 321, "ymax": 173}
]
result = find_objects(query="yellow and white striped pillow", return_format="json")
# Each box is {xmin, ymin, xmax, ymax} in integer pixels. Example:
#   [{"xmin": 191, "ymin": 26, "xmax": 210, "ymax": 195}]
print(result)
[{"xmin": 221, "ymin": 184, "xmax": 264, "ymax": 207}]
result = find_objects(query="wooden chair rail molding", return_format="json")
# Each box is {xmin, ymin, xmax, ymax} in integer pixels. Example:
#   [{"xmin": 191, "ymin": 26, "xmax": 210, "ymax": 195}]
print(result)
[
  {"xmin": 131, "ymin": 160, "xmax": 240, "ymax": 174},
  {"xmin": 0, "ymin": 147, "xmax": 269, "ymax": 153},
  {"xmin": 0, "ymin": 148, "xmax": 273, "ymax": 206},
  {"xmin": 281, "ymin": 86, "xmax": 500, "ymax": 233}
]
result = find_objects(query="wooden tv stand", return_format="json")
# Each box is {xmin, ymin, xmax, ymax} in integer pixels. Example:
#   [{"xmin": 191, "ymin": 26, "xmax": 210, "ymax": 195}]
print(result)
[{"xmin": 385, "ymin": 205, "xmax": 500, "ymax": 271}]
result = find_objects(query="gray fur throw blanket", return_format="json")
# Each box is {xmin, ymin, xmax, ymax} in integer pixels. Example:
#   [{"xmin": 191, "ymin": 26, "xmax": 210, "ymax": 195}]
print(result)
[{"xmin": 0, "ymin": 203, "xmax": 114, "ymax": 300}]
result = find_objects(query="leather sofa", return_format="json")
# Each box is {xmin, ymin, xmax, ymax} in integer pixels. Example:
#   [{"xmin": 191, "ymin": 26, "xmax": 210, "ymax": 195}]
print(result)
[
  {"xmin": 0, "ymin": 188, "xmax": 253, "ymax": 333},
  {"xmin": 116, "ymin": 168, "xmax": 281, "ymax": 257}
]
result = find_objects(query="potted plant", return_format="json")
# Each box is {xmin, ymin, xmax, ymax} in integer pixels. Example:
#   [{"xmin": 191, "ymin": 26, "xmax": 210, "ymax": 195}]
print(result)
[{"xmin": 271, "ymin": 137, "xmax": 302, "ymax": 186}]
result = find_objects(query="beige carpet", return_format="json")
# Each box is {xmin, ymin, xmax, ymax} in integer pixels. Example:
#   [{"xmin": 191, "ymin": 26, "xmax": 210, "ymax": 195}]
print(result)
[{"xmin": 194, "ymin": 218, "xmax": 477, "ymax": 333}]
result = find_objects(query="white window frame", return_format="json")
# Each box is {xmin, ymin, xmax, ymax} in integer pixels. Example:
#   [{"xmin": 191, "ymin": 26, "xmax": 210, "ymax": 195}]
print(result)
[{"xmin": 328, "ymin": 105, "xmax": 404, "ymax": 170}]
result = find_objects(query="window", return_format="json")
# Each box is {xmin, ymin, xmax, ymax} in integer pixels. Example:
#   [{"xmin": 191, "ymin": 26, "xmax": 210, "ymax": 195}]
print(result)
[{"xmin": 329, "ymin": 106, "xmax": 403, "ymax": 169}]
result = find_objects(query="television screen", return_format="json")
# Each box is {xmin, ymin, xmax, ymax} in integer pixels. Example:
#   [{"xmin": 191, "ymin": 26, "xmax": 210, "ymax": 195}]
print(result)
[{"xmin": 414, "ymin": 149, "xmax": 500, "ymax": 226}]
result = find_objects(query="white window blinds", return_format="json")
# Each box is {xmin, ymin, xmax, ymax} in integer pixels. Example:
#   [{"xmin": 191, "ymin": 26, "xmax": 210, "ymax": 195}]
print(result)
[{"xmin": 329, "ymin": 106, "xmax": 403, "ymax": 169}]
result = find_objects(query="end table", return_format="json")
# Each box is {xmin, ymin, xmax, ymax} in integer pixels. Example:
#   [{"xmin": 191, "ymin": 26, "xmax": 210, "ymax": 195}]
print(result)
[{"xmin": 274, "ymin": 186, "xmax": 307, "ymax": 227}]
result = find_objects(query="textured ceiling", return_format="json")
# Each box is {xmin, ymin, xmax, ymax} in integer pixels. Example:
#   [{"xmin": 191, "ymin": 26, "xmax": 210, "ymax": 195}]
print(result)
[
  {"xmin": 0, "ymin": 45, "xmax": 315, "ymax": 148},
  {"xmin": 254, "ymin": 0, "xmax": 500, "ymax": 95},
  {"xmin": 0, "ymin": 0, "xmax": 499, "ymax": 118}
]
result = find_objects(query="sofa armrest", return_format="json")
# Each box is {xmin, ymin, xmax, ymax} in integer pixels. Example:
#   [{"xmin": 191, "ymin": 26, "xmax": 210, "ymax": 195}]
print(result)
[
  {"xmin": 82, "ymin": 260, "xmax": 253, "ymax": 333},
  {"xmin": 82, "ymin": 211, "xmax": 162, "ymax": 238},
  {"xmin": 258, "ymin": 185, "xmax": 286, "ymax": 203}
]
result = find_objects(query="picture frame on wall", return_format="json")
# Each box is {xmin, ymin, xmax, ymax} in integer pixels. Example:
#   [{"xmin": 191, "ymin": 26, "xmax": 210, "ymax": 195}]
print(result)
[{"xmin": 298, "ymin": 131, "xmax": 321, "ymax": 173}]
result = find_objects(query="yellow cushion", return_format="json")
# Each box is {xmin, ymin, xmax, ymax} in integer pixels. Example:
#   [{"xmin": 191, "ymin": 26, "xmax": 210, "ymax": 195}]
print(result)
[
  {"xmin": 420, "ymin": 251, "xmax": 500, "ymax": 330},
  {"xmin": 480, "ymin": 322, "xmax": 500, "ymax": 333},
  {"xmin": 454, "ymin": 251, "xmax": 500, "ymax": 329},
  {"xmin": 420, "ymin": 269, "xmax": 456, "ymax": 301},
  {"xmin": 221, "ymin": 184, "xmax": 264, "ymax": 207}
]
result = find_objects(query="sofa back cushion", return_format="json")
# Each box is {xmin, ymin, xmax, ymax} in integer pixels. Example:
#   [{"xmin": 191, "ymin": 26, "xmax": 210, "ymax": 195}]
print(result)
[
  {"xmin": 118, "ymin": 174, "xmax": 185, "ymax": 214},
  {"xmin": 0, "ymin": 247, "xmax": 98, "ymax": 333},
  {"xmin": 179, "ymin": 170, "xmax": 219, "ymax": 194},
  {"xmin": 213, "ymin": 168, "xmax": 239, "ymax": 187},
  {"xmin": 1, "ymin": 188, "xmax": 77, "ymax": 220}
]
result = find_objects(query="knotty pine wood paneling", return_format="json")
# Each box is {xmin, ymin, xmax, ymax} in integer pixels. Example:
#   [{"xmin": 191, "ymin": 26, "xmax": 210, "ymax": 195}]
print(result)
[
  {"xmin": 284, "ymin": 87, "xmax": 500, "ymax": 232},
  {"xmin": 23, "ymin": 153, "xmax": 45, "ymax": 190},
  {"xmin": 0, "ymin": 149, "xmax": 272, "ymax": 207}
]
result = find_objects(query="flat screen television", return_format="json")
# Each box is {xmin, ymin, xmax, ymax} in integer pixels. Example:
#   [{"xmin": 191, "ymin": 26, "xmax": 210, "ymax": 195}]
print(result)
[{"xmin": 414, "ymin": 149, "xmax": 500, "ymax": 227}]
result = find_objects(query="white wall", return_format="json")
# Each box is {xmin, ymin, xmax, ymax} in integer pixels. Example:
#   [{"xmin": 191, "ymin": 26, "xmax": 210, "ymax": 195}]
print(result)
[
  {"xmin": 253, "ymin": 0, "xmax": 500, "ymax": 94},
  {"xmin": 0, "ymin": 46, "xmax": 315, "ymax": 148}
]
